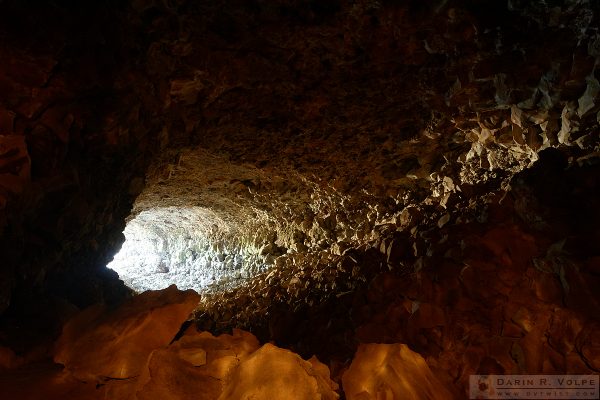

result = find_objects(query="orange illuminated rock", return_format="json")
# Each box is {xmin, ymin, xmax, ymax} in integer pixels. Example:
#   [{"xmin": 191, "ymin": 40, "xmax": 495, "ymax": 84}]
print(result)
[
  {"xmin": 106, "ymin": 330, "xmax": 338, "ymax": 400},
  {"xmin": 342, "ymin": 343, "xmax": 453, "ymax": 400},
  {"xmin": 0, "ymin": 346, "xmax": 21, "ymax": 370},
  {"xmin": 219, "ymin": 343, "xmax": 339, "ymax": 400},
  {"xmin": 135, "ymin": 348, "xmax": 222, "ymax": 400},
  {"xmin": 102, "ymin": 328, "xmax": 261, "ymax": 400},
  {"xmin": 173, "ymin": 328, "xmax": 260, "ymax": 380},
  {"xmin": 53, "ymin": 285, "xmax": 200, "ymax": 381},
  {"xmin": 47, "ymin": 283, "xmax": 342, "ymax": 399}
]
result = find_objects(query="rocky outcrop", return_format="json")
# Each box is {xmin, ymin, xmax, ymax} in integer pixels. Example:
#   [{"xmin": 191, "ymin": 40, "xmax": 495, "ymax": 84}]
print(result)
[
  {"xmin": 219, "ymin": 344, "xmax": 339, "ymax": 400},
  {"xmin": 1, "ymin": 286, "xmax": 341, "ymax": 399},
  {"xmin": 343, "ymin": 343, "xmax": 453, "ymax": 400},
  {"xmin": 53, "ymin": 285, "xmax": 200, "ymax": 381}
]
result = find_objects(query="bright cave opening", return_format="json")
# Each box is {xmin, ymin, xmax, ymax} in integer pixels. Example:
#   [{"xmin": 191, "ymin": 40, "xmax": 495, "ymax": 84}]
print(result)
[
  {"xmin": 107, "ymin": 206, "xmax": 271, "ymax": 293},
  {"xmin": 104, "ymin": 148, "xmax": 296, "ymax": 293}
]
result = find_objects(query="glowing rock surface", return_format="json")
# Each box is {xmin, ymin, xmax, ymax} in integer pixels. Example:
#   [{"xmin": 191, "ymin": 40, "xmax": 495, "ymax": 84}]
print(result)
[
  {"xmin": 53, "ymin": 285, "xmax": 200, "ymax": 381},
  {"xmin": 219, "ymin": 343, "xmax": 339, "ymax": 400},
  {"xmin": 342, "ymin": 343, "xmax": 453, "ymax": 400}
]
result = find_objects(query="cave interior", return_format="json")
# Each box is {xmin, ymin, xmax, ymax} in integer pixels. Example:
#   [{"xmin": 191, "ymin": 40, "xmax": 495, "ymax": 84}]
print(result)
[{"xmin": 0, "ymin": 0, "xmax": 599, "ymax": 399}]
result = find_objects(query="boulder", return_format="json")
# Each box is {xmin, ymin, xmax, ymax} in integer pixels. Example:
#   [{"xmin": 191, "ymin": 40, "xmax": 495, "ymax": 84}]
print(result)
[
  {"xmin": 342, "ymin": 343, "xmax": 453, "ymax": 400},
  {"xmin": 53, "ymin": 285, "xmax": 200, "ymax": 381},
  {"xmin": 219, "ymin": 343, "xmax": 339, "ymax": 400}
]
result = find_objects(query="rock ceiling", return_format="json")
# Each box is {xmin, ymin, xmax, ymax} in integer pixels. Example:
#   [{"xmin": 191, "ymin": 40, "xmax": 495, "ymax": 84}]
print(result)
[
  {"xmin": 0, "ymin": 0, "xmax": 598, "ymax": 301},
  {"xmin": 110, "ymin": 0, "xmax": 600, "ymax": 294}
]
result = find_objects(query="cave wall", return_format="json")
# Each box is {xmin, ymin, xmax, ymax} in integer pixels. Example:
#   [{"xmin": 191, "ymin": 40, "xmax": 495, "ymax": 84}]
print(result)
[
  {"xmin": 0, "ymin": 1, "xmax": 155, "ymax": 315},
  {"xmin": 191, "ymin": 155, "xmax": 600, "ymax": 383}
]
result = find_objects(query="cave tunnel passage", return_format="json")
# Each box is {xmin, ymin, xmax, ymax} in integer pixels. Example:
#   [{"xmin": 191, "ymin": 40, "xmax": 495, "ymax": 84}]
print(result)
[
  {"xmin": 104, "ymin": 145, "xmax": 370, "ymax": 295},
  {"xmin": 107, "ymin": 206, "xmax": 271, "ymax": 293},
  {"xmin": 104, "ymin": 148, "xmax": 289, "ymax": 294}
]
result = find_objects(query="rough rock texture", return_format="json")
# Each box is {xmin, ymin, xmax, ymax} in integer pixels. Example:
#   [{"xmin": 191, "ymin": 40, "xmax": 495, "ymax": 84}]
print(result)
[
  {"xmin": 1, "ymin": 288, "xmax": 340, "ymax": 400},
  {"xmin": 95, "ymin": 0, "xmax": 600, "ymax": 298},
  {"xmin": 343, "ymin": 343, "xmax": 452, "ymax": 400},
  {"xmin": 193, "ymin": 156, "xmax": 600, "ymax": 396},
  {"xmin": 0, "ymin": 0, "xmax": 598, "ymax": 308},
  {"xmin": 53, "ymin": 285, "xmax": 200, "ymax": 381},
  {"xmin": 131, "ymin": 328, "xmax": 260, "ymax": 400},
  {"xmin": 219, "ymin": 343, "xmax": 339, "ymax": 400},
  {"xmin": 0, "ymin": 1, "xmax": 143, "ymax": 316}
]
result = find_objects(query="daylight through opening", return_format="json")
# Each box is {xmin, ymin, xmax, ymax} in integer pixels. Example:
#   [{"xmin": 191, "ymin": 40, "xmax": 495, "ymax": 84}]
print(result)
[{"xmin": 108, "ymin": 206, "xmax": 270, "ymax": 293}]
